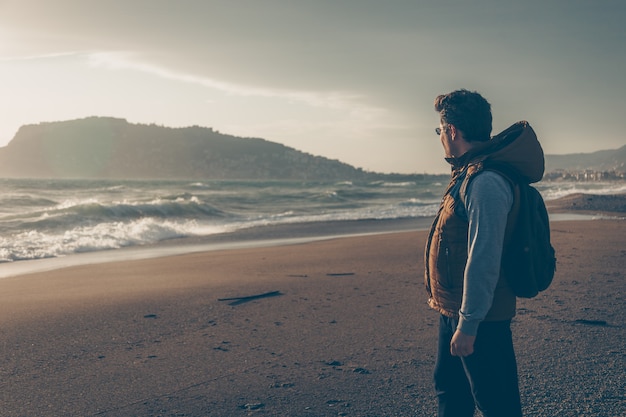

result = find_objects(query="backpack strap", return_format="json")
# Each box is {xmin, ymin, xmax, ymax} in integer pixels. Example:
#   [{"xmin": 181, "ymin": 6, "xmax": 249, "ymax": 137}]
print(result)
[
  {"xmin": 459, "ymin": 162, "xmax": 521, "ymax": 248},
  {"xmin": 459, "ymin": 162, "xmax": 484, "ymax": 206}
]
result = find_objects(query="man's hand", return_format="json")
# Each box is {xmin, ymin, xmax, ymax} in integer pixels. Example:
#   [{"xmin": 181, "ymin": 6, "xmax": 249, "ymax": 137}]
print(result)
[{"xmin": 450, "ymin": 329, "xmax": 476, "ymax": 357}]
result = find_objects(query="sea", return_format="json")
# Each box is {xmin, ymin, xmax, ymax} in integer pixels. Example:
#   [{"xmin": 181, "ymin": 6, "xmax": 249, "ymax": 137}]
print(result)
[{"xmin": 1, "ymin": 177, "xmax": 625, "ymax": 277}]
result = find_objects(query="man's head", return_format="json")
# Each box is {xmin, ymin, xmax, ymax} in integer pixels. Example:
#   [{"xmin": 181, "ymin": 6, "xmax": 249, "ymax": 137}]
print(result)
[{"xmin": 434, "ymin": 89, "xmax": 492, "ymax": 143}]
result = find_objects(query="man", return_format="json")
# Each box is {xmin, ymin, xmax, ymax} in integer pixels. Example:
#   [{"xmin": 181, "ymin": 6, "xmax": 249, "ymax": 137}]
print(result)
[{"xmin": 424, "ymin": 89, "xmax": 544, "ymax": 416}]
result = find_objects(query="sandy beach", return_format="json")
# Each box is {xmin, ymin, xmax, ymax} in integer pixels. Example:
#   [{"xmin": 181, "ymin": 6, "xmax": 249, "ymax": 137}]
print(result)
[{"xmin": 0, "ymin": 195, "xmax": 624, "ymax": 416}]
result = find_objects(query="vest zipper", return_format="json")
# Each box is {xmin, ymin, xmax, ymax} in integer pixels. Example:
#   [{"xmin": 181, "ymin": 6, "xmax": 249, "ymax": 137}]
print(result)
[{"xmin": 445, "ymin": 247, "xmax": 451, "ymax": 286}]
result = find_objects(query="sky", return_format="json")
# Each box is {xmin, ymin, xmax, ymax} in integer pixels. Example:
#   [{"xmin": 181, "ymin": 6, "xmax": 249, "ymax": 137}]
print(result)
[{"xmin": 1, "ymin": 0, "xmax": 625, "ymax": 174}]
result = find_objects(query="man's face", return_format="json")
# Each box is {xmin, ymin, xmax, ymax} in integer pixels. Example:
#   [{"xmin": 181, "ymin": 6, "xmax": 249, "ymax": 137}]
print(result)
[{"xmin": 438, "ymin": 123, "xmax": 454, "ymax": 158}]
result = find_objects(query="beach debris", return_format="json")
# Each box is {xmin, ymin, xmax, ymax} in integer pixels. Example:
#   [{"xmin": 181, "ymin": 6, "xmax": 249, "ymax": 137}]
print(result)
[
  {"xmin": 213, "ymin": 345, "xmax": 229, "ymax": 352},
  {"xmin": 218, "ymin": 290, "xmax": 282, "ymax": 306},
  {"xmin": 287, "ymin": 274, "xmax": 308, "ymax": 278},
  {"xmin": 326, "ymin": 399, "xmax": 351, "ymax": 409},
  {"xmin": 575, "ymin": 319, "xmax": 608, "ymax": 326},
  {"xmin": 269, "ymin": 382, "xmax": 294, "ymax": 388},
  {"xmin": 240, "ymin": 402, "xmax": 265, "ymax": 411},
  {"xmin": 213, "ymin": 340, "xmax": 230, "ymax": 352},
  {"xmin": 325, "ymin": 360, "xmax": 371, "ymax": 375},
  {"xmin": 326, "ymin": 272, "xmax": 355, "ymax": 276},
  {"xmin": 143, "ymin": 314, "xmax": 158, "ymax": 319}
]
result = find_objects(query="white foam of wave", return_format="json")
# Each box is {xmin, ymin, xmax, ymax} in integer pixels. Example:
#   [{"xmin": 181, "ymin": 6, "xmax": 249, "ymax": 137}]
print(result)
[
  {"xmin": 55, "ymin": 197, "xmax": 101, "ymax": 210},
  {"xmin": 380, "ymin": 181, "xmax": 415, "ymax": 187},
  {"xmin": 0, "ymin": 218, "xmax": 231, "ymax": 262},
  {"xmin": 238, "ymin": 200, "xmax": 438, "ymax": 228},
  {"xmin": 538, "ymin": 181, "xmax": 626, "ymax": 201}
]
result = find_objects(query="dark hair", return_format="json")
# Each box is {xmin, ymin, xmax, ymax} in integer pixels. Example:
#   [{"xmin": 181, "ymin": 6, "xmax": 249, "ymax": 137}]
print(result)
[{"xmin": 434, "ymin": 89, "xmax": 492, "ymax": 142}]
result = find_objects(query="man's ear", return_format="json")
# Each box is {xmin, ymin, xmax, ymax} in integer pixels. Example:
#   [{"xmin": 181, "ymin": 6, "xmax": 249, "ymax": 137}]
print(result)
[{"xmin": 449, "ymin": 124, "xmax": 457, "ymax": 140}]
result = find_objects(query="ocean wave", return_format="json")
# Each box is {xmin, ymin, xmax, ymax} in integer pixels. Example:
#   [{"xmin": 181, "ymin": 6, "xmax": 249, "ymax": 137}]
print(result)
[
  {"xmin": 538, "ymin": 181, "xmax": 626, "ymax": 201},
  {"xmin": 0, "ymin": 218, "xmax": 232, "ymax": 262},
  {"xmin": 379, "ymin": 181, "xmax": 416, "ymax": 187},
  {"xmin": 0, "ymin": 200, "xmax": 438, "ymax": 261},
  {"xmin": 0, "ymin": 195, "xmax": 58, "ymax": 209},
  {"xmin": 3, "ymin": 177, "xmax": 620, "ymax": 263}
]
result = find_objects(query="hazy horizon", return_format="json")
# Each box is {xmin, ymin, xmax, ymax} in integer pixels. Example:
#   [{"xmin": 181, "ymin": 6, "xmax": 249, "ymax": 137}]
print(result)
[{"xmin": 1, "ymin": 1, "xmax": 625, "ymax": 174}]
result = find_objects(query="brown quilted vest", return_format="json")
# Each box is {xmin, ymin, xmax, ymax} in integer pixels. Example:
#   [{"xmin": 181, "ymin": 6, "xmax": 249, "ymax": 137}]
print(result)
[{"xmin": 424, "ymin": 163, "xmax": 517, "ymax": 321}]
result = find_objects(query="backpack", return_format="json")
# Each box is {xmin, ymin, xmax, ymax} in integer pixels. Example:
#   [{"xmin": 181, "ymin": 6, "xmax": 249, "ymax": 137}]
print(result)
[{"xmin": 461, "ymin": 164, "xmax": 556, "ymax": 298}]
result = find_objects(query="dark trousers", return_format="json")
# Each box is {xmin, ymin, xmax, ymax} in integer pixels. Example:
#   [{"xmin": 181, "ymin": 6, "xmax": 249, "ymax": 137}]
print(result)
[{"xmin": 434, "ymin": 315, "xmax": 522, "ymax": 417}]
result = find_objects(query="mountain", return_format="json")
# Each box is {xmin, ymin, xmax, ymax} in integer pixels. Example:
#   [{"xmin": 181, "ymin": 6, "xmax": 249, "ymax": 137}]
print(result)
[
  {"xmin": 0, "ymin": 117, "xmax": 622, "ymax": 180},
  {"xmin": 544, "ymin": 145, "xmax": 626, "ymax": 173},
  {"xmin": 0, "ymin": 117, "xmax": 383, "ymax": 181}
]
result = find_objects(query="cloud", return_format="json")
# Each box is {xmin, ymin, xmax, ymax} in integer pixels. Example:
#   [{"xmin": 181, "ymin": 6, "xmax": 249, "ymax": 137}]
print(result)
[
  {"xmin": 0, "ymin": 51, "xmax": 83, "ymax": 62},
  {"xmin": 87, "ymin": 51, "xmax": 384, "ymax": 113}
]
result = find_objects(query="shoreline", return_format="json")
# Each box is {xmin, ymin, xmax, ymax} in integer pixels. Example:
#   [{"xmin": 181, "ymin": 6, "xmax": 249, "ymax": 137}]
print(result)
[
  {"xmin": 1, "ymin": 190, "xmax": 624, "ymax": 280},
  {"xmin": 1, "ymin": 208, "xmax": 623, "ymax": 280},
  {"xmin": 0, "ymin": 217, "xmax": 427, "ymax": 279}
]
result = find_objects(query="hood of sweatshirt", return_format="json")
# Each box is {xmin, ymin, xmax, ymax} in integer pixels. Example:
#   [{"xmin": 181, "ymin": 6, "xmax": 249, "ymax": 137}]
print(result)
[{"xmin": 446, "ymin": 121, "xmax": 545, "ymax": 184}]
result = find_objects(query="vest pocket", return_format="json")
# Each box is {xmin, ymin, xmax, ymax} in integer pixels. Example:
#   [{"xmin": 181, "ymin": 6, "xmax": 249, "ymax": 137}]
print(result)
[
  {"xmin": 436, "ymin": 239, "xmax": 466, "ymax": 291},
  {"xmin": 435, "ymin": 241, "xmax": 452, "ymax": 289}
]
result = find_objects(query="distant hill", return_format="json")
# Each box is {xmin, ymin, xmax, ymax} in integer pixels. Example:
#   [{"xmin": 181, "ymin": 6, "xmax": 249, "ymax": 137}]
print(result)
[
  {"xmin": 544, "ymin": 145, "xmax": 626, "ymax": 173},
  {"xmin": 0, "ymin": 117, "xmax": 622, "ymax": 180},
  {"xmin": 0, "ymin": 117, "xmax": 388, "ymax": 181}
]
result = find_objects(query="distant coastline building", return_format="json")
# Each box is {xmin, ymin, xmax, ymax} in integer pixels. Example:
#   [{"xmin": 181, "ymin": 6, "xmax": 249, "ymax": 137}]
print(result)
[{"xmin": 543, "ymin": 169, "xmax": 625, "ymax": 181}]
